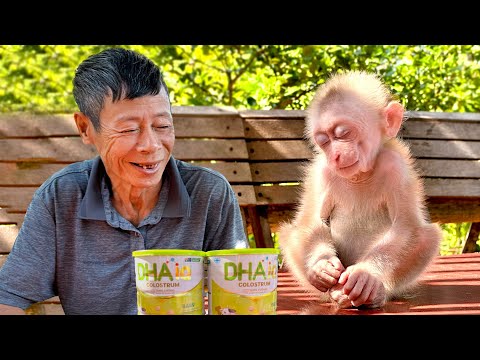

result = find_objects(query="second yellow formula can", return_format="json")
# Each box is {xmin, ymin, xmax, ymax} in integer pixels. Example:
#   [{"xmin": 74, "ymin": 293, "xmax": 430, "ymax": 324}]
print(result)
[{"xmin": 206, "ymin": 248, "xmax": 280, "ymax": 315}]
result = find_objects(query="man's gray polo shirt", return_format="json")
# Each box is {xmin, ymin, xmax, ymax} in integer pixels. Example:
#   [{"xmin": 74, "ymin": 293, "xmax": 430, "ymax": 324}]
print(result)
[{"xmin": 0, "ymin": 156, "xmax": 248, "ymax": 314}]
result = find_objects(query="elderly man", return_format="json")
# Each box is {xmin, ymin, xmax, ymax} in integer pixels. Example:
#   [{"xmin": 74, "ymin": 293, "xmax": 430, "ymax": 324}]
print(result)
[{"xmin": 0, "ymin": 48, "xmax": 248, "ymax": 315}]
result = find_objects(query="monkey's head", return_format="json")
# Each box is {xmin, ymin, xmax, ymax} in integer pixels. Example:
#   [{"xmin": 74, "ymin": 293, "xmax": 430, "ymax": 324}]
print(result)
[{"xmin": 305, "ymin": 71, "xmax": 404, "ymax": 180}]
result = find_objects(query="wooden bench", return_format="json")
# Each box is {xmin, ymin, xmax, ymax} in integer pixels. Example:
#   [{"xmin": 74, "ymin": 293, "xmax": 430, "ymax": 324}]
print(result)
[{"xmin": 1, "ymin": 107, "xmax": 480, "ymax": 314}]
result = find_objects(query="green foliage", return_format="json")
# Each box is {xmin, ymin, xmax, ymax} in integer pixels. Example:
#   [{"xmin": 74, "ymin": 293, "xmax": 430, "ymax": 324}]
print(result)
[
  {"xmin": 1, "ymin": 45, "xmax": 480, "ymax": 113},
  {"xmin": 440, "ymin": 223, "xmax": 479, "ymax": 255},
  {"xmin": 0, "ymin": 45, "xmax": 110, "ymax": 113}
]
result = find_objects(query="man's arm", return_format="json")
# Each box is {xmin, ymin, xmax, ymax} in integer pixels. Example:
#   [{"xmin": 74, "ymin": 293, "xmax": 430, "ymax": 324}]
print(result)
[{"xmin": 0, "ymin": 304, "xmax": 25, "ymax": 315}]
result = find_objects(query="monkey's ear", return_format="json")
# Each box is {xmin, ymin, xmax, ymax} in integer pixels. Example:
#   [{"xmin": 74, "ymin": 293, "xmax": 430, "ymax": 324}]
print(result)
[
  {"xmin": 74, "ymin": 112, "xmax": 94, "ymax": 145},
  {"xmin": 384, "ymin": 101, "xmax": 404, "ymax": 138}
]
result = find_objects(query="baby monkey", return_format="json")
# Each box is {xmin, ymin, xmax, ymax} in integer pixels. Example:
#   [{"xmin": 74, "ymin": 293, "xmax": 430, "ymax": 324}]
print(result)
[{"xmin": 278, "ymin": 70, "xmax": 442, "ymax": 309}]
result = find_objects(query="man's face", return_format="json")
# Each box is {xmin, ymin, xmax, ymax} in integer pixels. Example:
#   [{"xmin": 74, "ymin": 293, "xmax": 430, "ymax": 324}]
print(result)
[{"xmin": 88, "ymin": 88, "xmax": 174, "ymax": 191}]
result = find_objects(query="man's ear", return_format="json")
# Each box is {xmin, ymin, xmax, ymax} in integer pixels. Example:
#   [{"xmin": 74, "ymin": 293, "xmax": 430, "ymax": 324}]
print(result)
[
  {"xmin": 384, "ymin": 101, "xmax": 404, "ymax": 138},
  {"xmin": 74, "ymin": 112, "xmax": 94, "ymax": 145}
]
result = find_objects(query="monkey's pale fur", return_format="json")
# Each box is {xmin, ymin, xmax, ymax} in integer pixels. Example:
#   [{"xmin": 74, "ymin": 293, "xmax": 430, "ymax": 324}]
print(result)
[{"xmin": 278, "ymin": 71, "xmax": 442, "ymax": 309}]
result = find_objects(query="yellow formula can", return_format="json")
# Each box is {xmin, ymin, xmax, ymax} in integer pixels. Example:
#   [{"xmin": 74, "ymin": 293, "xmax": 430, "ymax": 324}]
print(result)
[
  {"xmin": 206, "ymin": 248, "xmax": 280, "ymax": 315},
  {"xmin": 132, "ymin": 249, "xmax": 206, "ymax": 315}
]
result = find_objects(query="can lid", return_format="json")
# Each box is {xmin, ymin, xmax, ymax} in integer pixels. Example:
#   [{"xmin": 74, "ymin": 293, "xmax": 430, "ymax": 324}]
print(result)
[
  {"xmin": 132, "ymin": 249, "xmax": 206, "ymax": 257},
  {"xmin": 206, "ymin": 248, "xmax": 280, "ymax": 256}
]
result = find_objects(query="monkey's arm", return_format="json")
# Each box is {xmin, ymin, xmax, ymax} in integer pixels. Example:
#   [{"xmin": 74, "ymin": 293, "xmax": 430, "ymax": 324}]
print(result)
[
  {"xmin": 278, "ymin": 158, "xmax": 342, "ymax": 293},
  {"xmin": 340, "ymin": 154, "xmax": 442, "ymax": 305},
  {"xmin": 365, "ymin": 186, "xmax": 441, "ymax": 294}
]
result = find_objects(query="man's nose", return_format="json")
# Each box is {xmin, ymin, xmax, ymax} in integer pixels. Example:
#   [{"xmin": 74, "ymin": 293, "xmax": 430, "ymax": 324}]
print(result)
[{"xmin": 136, "ymin": 127, "xmax": 161, "ymax": 152}]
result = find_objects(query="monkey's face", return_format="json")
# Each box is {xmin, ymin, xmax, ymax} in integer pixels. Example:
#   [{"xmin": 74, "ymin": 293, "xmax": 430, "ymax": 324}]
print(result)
[{"xmin": 311, "ymin": 98, "xmax": 382, "ymax": 180}]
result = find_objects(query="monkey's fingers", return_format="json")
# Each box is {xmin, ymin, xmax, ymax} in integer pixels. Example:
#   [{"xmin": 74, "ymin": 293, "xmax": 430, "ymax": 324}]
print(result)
[
  {"xmin": 325, "ymin": 262, "xmax": 343, "ymax": 279},
  {"xmin": 349, "ymin": 279, "xmax": 375, "ymax": 307},
  {"xmin": 311, "ymin": 258, "xmax": 343, "ymax": 280},
  {"xmin": 342, "ymin": 271, "xmax": 367, "ymax": 297},
  {"xmin": 328, "ymin": 285, "xmax": 352, "ymax": 309},
  {"xmin": 327, "ymin": 256, "xmax": 345, "ymax": 271},
  {"xmin": 337, "ymin": 267, "xmax": 351, "ymax": 285},
  {"xmin": 307, "ymin": 268, "xmax": 338, "ymax": 292},
  {"xmin": 361, "ymin": 282, "xmax": 386, "ymax": 308},
  {"xmin": 345, "ymin": 273, "xmax": 385, "ymax": 308}
]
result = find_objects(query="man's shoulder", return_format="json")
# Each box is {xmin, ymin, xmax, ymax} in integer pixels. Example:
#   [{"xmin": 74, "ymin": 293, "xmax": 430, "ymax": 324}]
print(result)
[{"xmin": 37, "ymin": 158, "xmax": 95, "ymax": 191}]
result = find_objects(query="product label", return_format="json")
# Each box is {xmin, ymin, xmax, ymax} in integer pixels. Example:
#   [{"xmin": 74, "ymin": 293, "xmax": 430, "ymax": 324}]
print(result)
[
  {"xmin": 207, "ymin": 253, "xmax": 278, "ymax": 315},
  {"xmin": 134, "ymin": 254, "xmax": 205, "ymax": 315}
]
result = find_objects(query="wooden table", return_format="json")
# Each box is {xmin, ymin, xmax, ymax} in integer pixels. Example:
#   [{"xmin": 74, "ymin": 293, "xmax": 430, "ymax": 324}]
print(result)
[{"xmin": 276, "ymin": 253, "xmax": 480, "ymax": 315}]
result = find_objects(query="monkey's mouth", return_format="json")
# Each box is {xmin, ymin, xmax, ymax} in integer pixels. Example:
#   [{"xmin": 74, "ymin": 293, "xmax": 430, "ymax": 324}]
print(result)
[
  {"xmin": 338, "ymin": 160, "xmax": 358, "ymax": 170},
  {"xmin": 336, "ymin": 161, "xmax": 362, "ymax": 179}
]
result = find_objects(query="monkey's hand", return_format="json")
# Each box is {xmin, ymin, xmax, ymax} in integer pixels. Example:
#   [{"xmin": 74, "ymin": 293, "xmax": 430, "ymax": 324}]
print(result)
[
  {"xmin": 336, "ymin": 265, "xmax": 386, "ymax": 308},
  {"xmin": 306, "ymin": 256, "xmax": 345, "ymax": 292},
  {"xmin": 328, "ymin": 283, "xmax": 352, "ymax": 308}
]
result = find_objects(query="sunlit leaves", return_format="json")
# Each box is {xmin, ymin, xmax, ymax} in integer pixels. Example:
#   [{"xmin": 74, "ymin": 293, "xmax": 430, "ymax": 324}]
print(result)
[
  {"xmin": 1, "ymin": 45, "xmax": 479, "ymax": 113},
  {"xmin": 440, "ymin": 223, "xmax": 478, "ymax": 255}
]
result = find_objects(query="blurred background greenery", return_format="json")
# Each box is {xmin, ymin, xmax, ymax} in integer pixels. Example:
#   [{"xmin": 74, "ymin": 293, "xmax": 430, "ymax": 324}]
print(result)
[
  {"xmin": 1, "ymin": 44, "xmax": 479, "ymax": 254},
  {"xmin": 2, "ymin": 45, "xmax": 480, "ymax": 113}
]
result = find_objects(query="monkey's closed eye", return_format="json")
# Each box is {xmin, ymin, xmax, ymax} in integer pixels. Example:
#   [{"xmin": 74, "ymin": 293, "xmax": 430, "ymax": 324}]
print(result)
[
  {"xmin": 315, "ymin": 133, "xmax": 329, "ymax": 147},
  {"xmin": 334, "ymin": 125, "xmax": 350, "ymax": 139}
]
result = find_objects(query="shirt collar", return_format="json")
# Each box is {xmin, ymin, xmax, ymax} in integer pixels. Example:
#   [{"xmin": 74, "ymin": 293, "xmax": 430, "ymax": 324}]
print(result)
[{"xmin": 79, "ymin": 156, "xmax": 190, "ymax": 221}]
